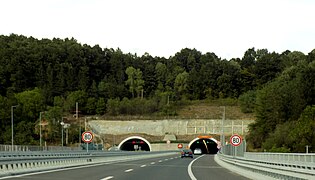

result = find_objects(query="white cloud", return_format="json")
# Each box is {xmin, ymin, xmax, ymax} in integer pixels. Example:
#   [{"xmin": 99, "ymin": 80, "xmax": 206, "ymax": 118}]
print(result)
[{"xmin": 1, "ymin": 0, "xmax": 314, "ymax": 59}]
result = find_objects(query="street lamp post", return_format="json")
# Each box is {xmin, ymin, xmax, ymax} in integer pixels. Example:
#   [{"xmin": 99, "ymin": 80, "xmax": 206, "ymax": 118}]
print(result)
[
  {"xmin": 11, "ymin": 105, "xmax": 17, "ymax": 151},
  {"xmin": 60, "ymin": 120, "xmax": 70, "ymax": 146}
]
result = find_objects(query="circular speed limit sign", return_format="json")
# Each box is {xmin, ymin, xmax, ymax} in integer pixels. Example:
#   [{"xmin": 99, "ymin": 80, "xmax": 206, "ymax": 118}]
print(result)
[
  {"xmin": 82, "ymin": 131, "xmax": 93, "ymax": 143},
  {"xmin": 230, "ymin": 134, "xmax": 242, "ymax": 146}
]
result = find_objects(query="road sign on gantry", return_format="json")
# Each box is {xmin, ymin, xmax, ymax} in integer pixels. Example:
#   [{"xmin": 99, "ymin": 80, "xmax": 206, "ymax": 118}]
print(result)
[
  {"xmin": 82, "ymin": 131, "xmax": 93, "ymax": 143},
  {"xmin": 230, "ymin": 134, "xmax": 242, "ymax": 146}
]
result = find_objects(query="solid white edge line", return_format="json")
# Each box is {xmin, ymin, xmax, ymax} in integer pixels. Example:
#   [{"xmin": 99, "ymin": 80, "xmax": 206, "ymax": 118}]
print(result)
[
  {"xmin": 100, "ymin": 176, "xmax": 114, "ymax": 180},
  {"xmin": 188, "ymin": 154, "xmax": 205, "ymax": 180}
]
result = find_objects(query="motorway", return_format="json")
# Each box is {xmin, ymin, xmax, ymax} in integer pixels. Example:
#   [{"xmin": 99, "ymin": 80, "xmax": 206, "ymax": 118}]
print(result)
[{"xmin": 1, "ymin": 154, "xmax": 249, "ymax": 180}]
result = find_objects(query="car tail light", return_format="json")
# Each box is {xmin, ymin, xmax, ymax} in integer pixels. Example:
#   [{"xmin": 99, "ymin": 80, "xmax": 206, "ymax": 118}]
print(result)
[{"xmin": 189, "ymin": 152, "xmax": 192, "ymax": 154}]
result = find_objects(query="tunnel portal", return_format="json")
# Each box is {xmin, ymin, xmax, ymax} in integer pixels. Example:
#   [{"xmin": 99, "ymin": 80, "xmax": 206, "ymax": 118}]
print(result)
[
  {"xmin": 189, "ymin": 136, "xmax": 219, "ymax": 154},
  {"xmin": 118, "ymin": 136, "xmax": 151, "ymax": 151}
]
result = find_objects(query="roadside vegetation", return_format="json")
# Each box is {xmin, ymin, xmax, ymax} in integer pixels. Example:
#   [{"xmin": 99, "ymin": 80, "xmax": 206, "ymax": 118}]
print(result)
[{"xmin": 0, "ymin": 34, "xmax": 314, "ymax": 152}]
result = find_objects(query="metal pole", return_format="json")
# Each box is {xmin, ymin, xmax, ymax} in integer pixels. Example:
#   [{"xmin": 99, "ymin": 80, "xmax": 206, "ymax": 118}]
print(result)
[
  {"xmin": 76, "ymin": 102, "xmax": 81, "ymax": 146},
  {"xmin": 221, "ymin": 106, "xmax": 225, "ymax": 146},
  {"xmin": 11, "ymin": 106, "xmax": 16, "ymax": 151},
  {"xmin": 61, "ymin": 118, "xmax": 64, "ymax": 148},
  {"xmin": 62, "ymin": 126, "xmax": 64, "ymax": 148},
  {"xmin": 65, "ymin": 128, "xmax": 68, "ymax": 145},
  {"xmin": 85, "ymin": 117, "xmax": 87, "ymax": 131},
  {"xmin": 40, "ymin": 112, "xmax": 42, "ymax": 147}
]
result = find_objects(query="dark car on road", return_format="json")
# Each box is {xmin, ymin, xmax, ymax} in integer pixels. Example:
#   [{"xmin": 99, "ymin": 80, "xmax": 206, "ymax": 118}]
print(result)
[{"xmin": 181, "ymin": 149, "xmax": 193, "ymax": 158}]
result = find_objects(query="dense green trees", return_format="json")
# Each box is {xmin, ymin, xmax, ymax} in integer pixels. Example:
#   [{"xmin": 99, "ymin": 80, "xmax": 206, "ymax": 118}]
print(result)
[
  {"xmin": 0, "ymin": 34, "xmax": 314, "ymax": 152},
  {"xmin": 246, "ymin": 59, "xmax": 315, "ymax": 152}
]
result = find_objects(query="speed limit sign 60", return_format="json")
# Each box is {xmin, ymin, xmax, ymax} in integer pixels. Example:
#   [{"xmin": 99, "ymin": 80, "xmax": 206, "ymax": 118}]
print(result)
[
  {"xmin": 82, "ymin": 131, "xmax": 93, "ymax": 143},
  {"xmin": 230, "ymin": 134, "xmax": 242, "ymax": 146}
]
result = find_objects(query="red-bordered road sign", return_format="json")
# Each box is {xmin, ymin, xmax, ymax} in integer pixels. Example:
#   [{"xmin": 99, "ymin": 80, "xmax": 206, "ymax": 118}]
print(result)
[
  {"xmin": 230, "ymin": 134, "xmax": 242, "ymax": 146},
  {"xmin": 82, "ymin": 131, "xmax": 93, "ymax": 143},
  {"xmin": 178, "ymin": 143, "xmax": 183, "ymax": 149}
]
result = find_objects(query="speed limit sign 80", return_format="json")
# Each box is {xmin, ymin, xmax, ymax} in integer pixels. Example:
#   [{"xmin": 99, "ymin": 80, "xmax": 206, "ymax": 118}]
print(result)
[
  {"xmin": 82, "ymin": 131, "xmax": 93, "ymax": 143},
  {"xmin": 230, "ymin": 134, "xmax": 242, "ymax": 146}
]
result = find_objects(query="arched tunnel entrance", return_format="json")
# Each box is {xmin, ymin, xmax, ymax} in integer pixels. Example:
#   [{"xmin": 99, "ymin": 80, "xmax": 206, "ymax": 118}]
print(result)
[
  {"xmin": 188, "ymin": 136, "xmax": 219, "ymax": 154},
  {"xmin": 118, "ymin": 136, "xmax": 151, "ymax": 151}
]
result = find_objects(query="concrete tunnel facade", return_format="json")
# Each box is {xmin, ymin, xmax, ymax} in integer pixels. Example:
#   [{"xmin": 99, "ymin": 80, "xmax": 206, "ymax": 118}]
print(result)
[
  {"xmin": 118, "ymin": 136, "xmax": 152, "ymax": 151},
  {"xmin": 188, "ymin": 136, "xmax": 220, "ymax": 154},
  {"xmin": 117, "ymin": 135, "xmax": 219, "ymax": 153}
]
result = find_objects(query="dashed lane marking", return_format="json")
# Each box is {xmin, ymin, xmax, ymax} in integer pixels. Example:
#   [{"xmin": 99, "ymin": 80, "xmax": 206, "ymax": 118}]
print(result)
[
  {"xmin": 125, "ymin": 169, "xmax": 133, "ymax": 172},
  {"xmin": 100, "ymin": 176, "xmax": 114, "ymax": 180}
]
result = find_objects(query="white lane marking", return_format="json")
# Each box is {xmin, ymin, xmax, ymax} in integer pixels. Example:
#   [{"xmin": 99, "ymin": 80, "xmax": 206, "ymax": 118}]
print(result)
[
  {"xmin": 150, "ymin": 162, "xmax": 155, "ymax": 164},
  {"xmin": 100, "ymin": 176, "xmax": 114, "ymax": 180},
  {"xmin": 188, "ymin": 154, "xmax": 205, "ymax": 180},
  {"xmin": 164, "ymin": 159, "xmax": 168, "ymax": 161},
  {"xmin": 125, "ymin": 169, "xmax": 133, "ymax": 172},
  {"xmin": 158, "ymin": 160, "xmax": 162, "ymax": 162},
  {"xmin": 140, "ymin": 165, "xmax": 146, "ymax": 167},
  {"xmin": 170, "ymin": 158, "xmax": 173, "ymax": 160}
]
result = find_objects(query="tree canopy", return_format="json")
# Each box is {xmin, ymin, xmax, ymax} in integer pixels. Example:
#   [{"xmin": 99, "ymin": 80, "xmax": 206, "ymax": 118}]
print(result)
[{"xmin": 0, "ymin": 34, "xmax": 314, "ymax": 152}]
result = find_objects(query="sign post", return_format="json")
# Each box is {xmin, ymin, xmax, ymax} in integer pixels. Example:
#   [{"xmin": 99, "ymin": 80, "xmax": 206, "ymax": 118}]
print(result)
[{"xmin": 82, "ymin": 131, "xmax": 93, "ymax": 153}]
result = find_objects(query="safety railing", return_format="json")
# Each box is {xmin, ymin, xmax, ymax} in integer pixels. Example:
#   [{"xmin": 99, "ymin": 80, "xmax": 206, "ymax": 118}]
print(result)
[
  {"xmin": 218, "ymin": 144, "xmax": 315, "ymax": 180},
  {"xmin": 0, "ymin": 151, "xmax": 177, "ymax": 177},
  {"xmin": 0, "ymin": 144, "xmax": 80, "ymax": 152}
]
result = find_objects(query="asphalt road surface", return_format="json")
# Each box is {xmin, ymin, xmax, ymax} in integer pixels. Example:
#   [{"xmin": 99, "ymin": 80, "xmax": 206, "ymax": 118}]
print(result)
[{"xmin": 1, "ymin": 154, "xmax": 249, "ymax": 180}]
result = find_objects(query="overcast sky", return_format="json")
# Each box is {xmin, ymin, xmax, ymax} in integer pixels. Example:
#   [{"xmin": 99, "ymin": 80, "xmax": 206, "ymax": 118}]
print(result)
[{"xmin": 1, "ymin": 0, "xmax": 315, "ymax": 59}]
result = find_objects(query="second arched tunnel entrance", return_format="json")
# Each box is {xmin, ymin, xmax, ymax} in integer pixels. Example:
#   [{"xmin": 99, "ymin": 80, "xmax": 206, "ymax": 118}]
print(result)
[{"xmin": 189, "ymin": 137, "xmax": 219, "ymax": 154}]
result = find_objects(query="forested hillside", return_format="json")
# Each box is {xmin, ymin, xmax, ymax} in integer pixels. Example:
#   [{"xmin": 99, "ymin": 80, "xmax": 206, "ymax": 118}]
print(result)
[{"xmin": 0, "ymin": 34, "xmax": 314, "ymax": 152}]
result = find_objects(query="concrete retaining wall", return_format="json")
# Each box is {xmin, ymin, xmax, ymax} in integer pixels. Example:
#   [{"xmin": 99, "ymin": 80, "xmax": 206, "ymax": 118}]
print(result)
[{"xmin": 89, "ymin": 119, "xmax": 254, "ymax": 136}]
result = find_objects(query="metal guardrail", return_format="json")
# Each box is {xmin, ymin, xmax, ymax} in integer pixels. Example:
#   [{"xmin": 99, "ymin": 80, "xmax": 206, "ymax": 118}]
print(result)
[
  {"xmin": 0, "ymin": 144, "xmax": 80, "ymax": 152},
  {"xmin": 218, "ymin": 144, "xmax": 315, "ymax": 179},
  {"xmin": 0, "ymin": 151, "xmax": 177, "ymax": 177},
  {"xmin": 244, "ymin": 152, "xmax": 315, "ymax": 165}
]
